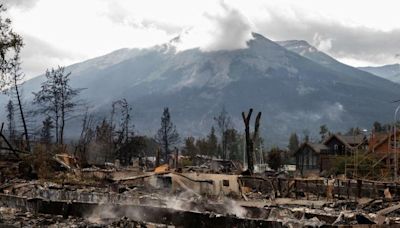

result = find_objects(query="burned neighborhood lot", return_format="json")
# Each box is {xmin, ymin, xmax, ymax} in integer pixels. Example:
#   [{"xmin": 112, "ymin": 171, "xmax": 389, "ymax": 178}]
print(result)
[{"xmin": 1, "ymin": 153, "xmax": 400, "ymax": 227}]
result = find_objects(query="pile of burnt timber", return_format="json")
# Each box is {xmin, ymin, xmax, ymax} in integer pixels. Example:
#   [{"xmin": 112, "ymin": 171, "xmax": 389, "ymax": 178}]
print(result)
[
  {"xmin": 3, "ymin": 172, "xmax": 400, "ymax": 227},
  {"xmin": 0, "ymin": 180, "xmax": 280, "ymax": 227},
  {"xmin": 3, "ymin": 148, "xmax": 400, "ymax": 227}
]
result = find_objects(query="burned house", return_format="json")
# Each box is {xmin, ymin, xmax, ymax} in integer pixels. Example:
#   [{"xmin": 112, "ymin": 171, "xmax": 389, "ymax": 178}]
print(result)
[
  {"xmin": 295, "ymin": 142, "xmax": 328, "ymax": 175},
  {"xmin": 192, "ymin": 155, "xmax": 242, "ymax": 173}
]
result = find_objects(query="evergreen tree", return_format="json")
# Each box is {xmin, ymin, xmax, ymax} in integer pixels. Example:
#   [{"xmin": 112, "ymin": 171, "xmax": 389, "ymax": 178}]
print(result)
[
  {"xmin": 6, "ymin": 100, "xmax": 15, "ymax": 141},
  {"xmin": 196, "ymin": 138, "xmax": 208, "ymax": 156},
  {"xmin": 225, "ymin": 128, "xmax": 240, "ymax": 160},
  {"xmin": 214, "ymin": 107, "xmax": 232, "ymax": 159},
  {"xmin": 117, "ymin": 136, "xmax": 147, "ymax": 166},
  {"xmin": 373, "ymin": 121, "xmax": 384, "ymax": 132},
  {"xmin": 40, "ymin": 116, "xmax": 54, "ymax": 144},
  {"xmin": 288, "ymin": 133, "xmax": 299, "ymax": 153},
  {"xmin": 207, "ymin": 126, "xmax": 218, "ymax": 157},
  {"xmin": 91, "ymin": 119, "xmax": 113, "ymax": 163},
  {"xmin": 182, "ymin": 136, "xmax": 198, "ymax": 160},
  {"xmin": 319, "ymin": 125, "xmax": 329, "ymax": 142},
  {"xmin": 155, "ymin": 107, "xmax": 180, "ymax": 162},
  {"xmin": 267, "ymin": 147, "xmax": 283, "ymax": 171}
]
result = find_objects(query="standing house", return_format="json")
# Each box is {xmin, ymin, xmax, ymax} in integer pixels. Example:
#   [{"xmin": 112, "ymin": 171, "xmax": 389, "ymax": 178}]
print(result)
[
  {"xmin": 295, "ymin": 142, "xmax": 328, "ymax": 175},
  {"xmin": 368, "ymin": 130, "xmax": 400, "ymax": 169},
  {"xmin": 295, "ymin": 134, "xmax": 368, "ymax": 175},
  {"xmin": 320, "ymin": 134, "xmax": 368, "ymax": 171},
  {"xmin": 323, "ymin": 134, "xmax": 368, "ymax": 155}
]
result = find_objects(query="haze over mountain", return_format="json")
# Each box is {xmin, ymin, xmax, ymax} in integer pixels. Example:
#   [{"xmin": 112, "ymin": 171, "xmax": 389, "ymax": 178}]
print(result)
[
  {"xmin": 358, "ymin": 64, "xmax": 400, "ymax": 84},
  {"xmin": 1, "ymin": 33, "xmax": 399, "ymax": 145}
]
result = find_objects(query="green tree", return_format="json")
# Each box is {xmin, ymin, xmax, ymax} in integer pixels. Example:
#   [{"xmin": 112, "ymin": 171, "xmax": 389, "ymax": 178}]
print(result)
[
  {"xmin": 182, "ymin": 136, "xmax": 198, "ymax": 160},
  {"xmin": 373, "ymin": 121, "xmax": 384, "ymax": 132},
  {"xmin": 207, "ymin": 126, "xmax": 218, "ymax": 157},
  {"xmin": 196, "ymin": 138, "xmax": 208, "ymax": 156},
  {"xmin": 40, "ymin": 116, "xmax": 54, "ymax": 144},
  {"xmin": 267, "ymin": 148, "xmax": 283, "ymax": 171},
  {"xmin": 155, "ymin": 107, "xmax": 180, "ymax": 162},
  {"xmin": 90, "ymin": 119, "xmax": 113, "ymax": 163},
  {"xmin": 6, "ymin": 100, "xmax": 15, "ymax": 141},
  {"xmin": 214, "ymin": 107, "xmax": 232, "ymax": 159},
  {"xmin": 225, "ymin": 128, "xmax": 241, "ymax": 160},
  {"xmin": 319, "ymin": 125, "xmax": 329, "ymax": 142},
  {"xmin": 0, "ymin": 7, "xmax": 28, "ymax": 150},
  {"xmin": 117, "ymin": 136, "xmax": 147, "ymax": 166},
  {"xmin": 0, "ymin": 5, "xmax": 23, "ymax": 88},
  {"xmin": 288, "ymin": 133, "xmax": 299, "ymax": 154}
]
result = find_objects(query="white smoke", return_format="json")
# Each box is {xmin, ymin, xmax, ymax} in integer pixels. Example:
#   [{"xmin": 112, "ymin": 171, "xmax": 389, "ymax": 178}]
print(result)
[
  {"xmin": 173, "ymin": 1, "xmax": 253, "ymax": 52},
  {"xmin": 86, "ymin": 205, "xmax": 117, "ymax": 224},
  {"xmin": 223, "ymin": 198, "xmax": 247, "ymax": 218}
]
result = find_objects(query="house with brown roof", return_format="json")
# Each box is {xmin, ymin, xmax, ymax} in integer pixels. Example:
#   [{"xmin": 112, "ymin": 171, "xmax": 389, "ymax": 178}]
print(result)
[
  {"xmin": 368, "ymin": 130, "xmax": 400, "ymax": 169},
  {"xmin": 295, "ymin": 142, "xmax": 328, "ymax": 175},
  {"xmin": 295, "ymin": 133, "xmax": 368, "ymax": 176},
  {"xmin": 323, "ymin": 134, "xmax": 368, "ymax": 155}
]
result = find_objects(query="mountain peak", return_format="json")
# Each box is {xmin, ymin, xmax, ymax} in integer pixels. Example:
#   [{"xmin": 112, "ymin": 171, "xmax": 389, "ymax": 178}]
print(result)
[{"xmin": 277, "ymin": 40, "xmax": 317, "ymax": 53}]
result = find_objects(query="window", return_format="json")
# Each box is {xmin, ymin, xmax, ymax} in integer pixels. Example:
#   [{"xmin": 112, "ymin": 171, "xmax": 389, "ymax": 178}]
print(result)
[
  {"xmin": 333, "ymin": 144, "xmax": 338, "ymax": 155},
  {"xmin": 390, "ymin": 138, "xmax": 400, "ymax": 149},
  {"xmin": 223, "ymin": 180, "xmax": 229, "ymax": 187}
]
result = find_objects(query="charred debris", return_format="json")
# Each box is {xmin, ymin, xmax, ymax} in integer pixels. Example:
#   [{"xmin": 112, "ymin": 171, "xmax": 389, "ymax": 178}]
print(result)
[{"xmin": 2, "ymin": 109, "xmax": 400, "ymax": 227}]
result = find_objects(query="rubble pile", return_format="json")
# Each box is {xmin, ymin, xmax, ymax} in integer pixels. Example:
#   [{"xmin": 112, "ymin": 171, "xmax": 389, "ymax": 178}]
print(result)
[
  {"xmin": 3, "ymin": 153, "xmax": 400, "ymax": 227},
  {"xmin": 0, "ymin": 207, "xmax": 161, "ymax": 227}
]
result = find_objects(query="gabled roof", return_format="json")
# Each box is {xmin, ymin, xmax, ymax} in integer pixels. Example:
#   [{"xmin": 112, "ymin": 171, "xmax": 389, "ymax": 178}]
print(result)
[
  {"xmin": 370, "ymin": 130, "xmax": 400, "ymax": 151},
  {"xmin": 295, "ymin": 142, "xmax": 328, "ymax": 155},
  {"xmin": 323, "ymin": 133, "xmax": 366, "ymax": 148}
]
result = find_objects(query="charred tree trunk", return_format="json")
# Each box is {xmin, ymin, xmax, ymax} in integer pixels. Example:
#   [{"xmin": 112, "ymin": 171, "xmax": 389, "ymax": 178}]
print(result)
[
  {"xmin": 241, "ymin": 109, "xmax": 262, "ymax": 175},
  {"xmin": 242, "ymin": 109, "xmax": 254, "ymax": 174},
  {"xmin": 253, "ymin": 112, "xmax": 262, "ymax": 164},
  {"xmin": 155, "ymin": 147, "xmax": 160, "ymax": 167},
  {"xmin": 0, "ymin": 122, "xmax": 19, "ymax": 158},
  {"xmin": 175, "ymin": 147, "xmax": 179, "ymax": 169},
  {"xmin": 13, "ymin": 77, "xmax": 30, "ymax": 151}
]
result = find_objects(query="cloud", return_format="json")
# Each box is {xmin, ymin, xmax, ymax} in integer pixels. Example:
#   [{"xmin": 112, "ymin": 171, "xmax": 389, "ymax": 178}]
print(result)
[
  {"xmin": 101, "ymin": 0, "xmax": 400, "ymax": 65},
  {"xmin": 103, "ymin": 0, "xmax": 182, "ymax": 34},
  {"xmin": 7, "ymin": 0, "xmax": 400, "ymax": 70},
  {"xmin": 172, "ymin": 1, "xmax": 253, "ymax": 52},
  {"xmin": 2, "ymin": 0, "xmax": 40, "ymax": 10},
  {"xmin": 255, "ymin": 8, "xmax": 400, "ymax": 66},
  {"xmin": 312, "ymin": 33, "xmax": 332, "ymax": 52},
  {"xmin": 20, "ymin": 34, "xmax": 80, "ymax": 78}
]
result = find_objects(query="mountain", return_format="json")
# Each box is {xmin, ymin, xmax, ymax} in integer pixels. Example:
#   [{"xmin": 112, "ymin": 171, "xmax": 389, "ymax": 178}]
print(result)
[
  {"xmin": 278, "ymin": 39, "xmax": 400, "ymax": 85},
  {"xmin": 358, "ymin": 64, "xmax": 400, "ymax": 84},
  {"xmin": 276, "ymin": 40, "xmax": 397, "ymax": 87},
  {"xmin": 1, "ymin": 33, "xmax": 400, "ymax": 145}
]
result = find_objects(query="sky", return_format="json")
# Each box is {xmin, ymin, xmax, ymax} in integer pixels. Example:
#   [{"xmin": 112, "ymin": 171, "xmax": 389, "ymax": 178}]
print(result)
[{"xmin": 4, "ymin": 0, "xmax": 400, "ymax": 79}]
